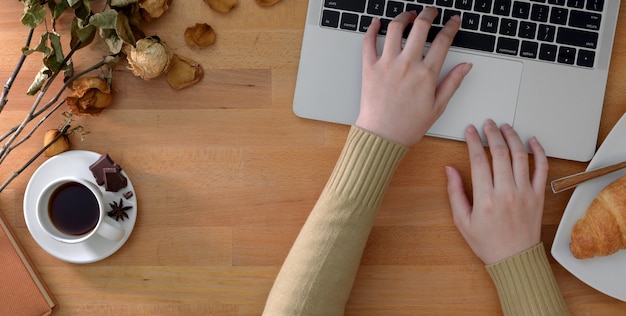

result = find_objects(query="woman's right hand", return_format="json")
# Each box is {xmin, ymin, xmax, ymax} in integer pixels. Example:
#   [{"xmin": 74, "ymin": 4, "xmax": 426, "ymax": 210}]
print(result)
[{"xmin": 446, "ymin": 120, "xmax": 549, "ymax": 265}]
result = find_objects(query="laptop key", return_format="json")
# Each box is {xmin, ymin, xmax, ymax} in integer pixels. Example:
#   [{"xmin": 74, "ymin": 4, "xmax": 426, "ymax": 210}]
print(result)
[
  {"xmin": 567, "ymin": 0, "xmax": 584, "ymax": 9},
  {"xmin": 539, "ymin": 43, "xmax": 557, "ymax": 61},
  {"xmin": 538, "ymin": 24, "xmax": 556, "ymax": 41},
  {"xmin": 367, "ymin": 0, "xmax": 385, "ymax": 16},
  {"xmin": 462, "ymin": 12, "xmax": 481, "ymax": 30},
  {"xmin": 359, "ymin": 16, "xmax": 373, "ymax": 32},
  {"xmin": 493, "ymin": 0, "xmax": 512, "ymax": 16},
  {"xmin": 321, "ymin": 10, "xmax": 340, "ymax": 28},
  {"xmin": 558, "ymin": 46, "xmax": 576, "ymax": 64},
  {"xmin": 340, "ymin": 13, "xmax": 359, "ymax": 31},
  {"xmin": 379, "ymin": 18, "xmax": 392, "ymax": 35},
  {"xmin": 519, "ymin": 21, "xmax": 537, "ymax": 39},
  {"xmin": 323, "ymin": 0, "xmax": 366, "ymax": 13},
  {"xmin": 499, "ymin": 18, "xmax": 518, "ymax": 36},
  {"xmin": 556, "ymin": 27, "xmax": 598, "ymax": 49},
  {"xmin": 520, "ymin": 41, "xmax": 539, "ymax": 58},
  {"xmin": 406, "ymin": 4, "xmax": 425, "ymax": 14},
  {"xmin": 481, "ymin": 15, "xmax": 499, "ymax": 33},
  {"xmin": 455, "ymin": 0, "xmax": 473, "ymax": 10},
  {"xmin": 426, "ymin": 27, "xmax": 496, "ymax": 53},
  {"xmin": 577, "ymin": 49, "xmax": 595, "ymax": 67},
  {"xmin": 474, "ymin": 0, "xmax": 492, "ymax": 13},
  {"xmin": 386, "ymin": 1, "xmax": 405, "ymax": 18},
  {"xmin": 512, "ymin": 1, "xmax": 530, "ymax": 19},
  {"xmin": 452, "ymin": 30, "xmax": 497, "ymax": 52},
  {"xmin": 496, "ymin": 37, "xmax": 519, "ymax": 55},
  {"xmin": 586, "ymin": 0, "xmax": 604, "ymax": 12},
  {"xmin": 436, "ymin": 0, "xmax": 454, "ymax": 7},
  {"xmin": 530, "ymin": 4, "xmax": 549, "ymax": 22},
  {"xmin": 569, "ymin": 10, "xmax": 601, "ymax": 31},
  {"xmin": 443, "ymin": 9, "xmax": 462, "ymax": 24},
  {"xmin": 550, "ymin": 7, "xmax": 568, "ymax": 25}
]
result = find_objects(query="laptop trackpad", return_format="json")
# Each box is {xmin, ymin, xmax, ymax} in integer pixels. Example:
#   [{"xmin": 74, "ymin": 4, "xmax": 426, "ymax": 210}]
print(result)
[{"xmin": 427, "ymin": 50, "xmax": 522, "ymax": 141}]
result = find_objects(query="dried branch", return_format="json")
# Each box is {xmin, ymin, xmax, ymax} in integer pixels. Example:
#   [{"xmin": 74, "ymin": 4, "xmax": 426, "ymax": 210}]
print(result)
[
  {"xmin": 0, "ymin": 28, "xmax": 34, "ymax": 113},
  {"xmin": 0, "ymin": 40, "xmax": 82, "ymax": 164},
  {"xmin": 0, "ymin": 124, "xmax": 70, "ymax": 193}
]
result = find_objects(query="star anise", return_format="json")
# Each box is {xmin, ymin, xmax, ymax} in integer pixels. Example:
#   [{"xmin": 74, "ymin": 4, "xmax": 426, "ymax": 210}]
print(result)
[{"xmin": 108, "ymin": 198, "xmax": 132, "ymax": 221}]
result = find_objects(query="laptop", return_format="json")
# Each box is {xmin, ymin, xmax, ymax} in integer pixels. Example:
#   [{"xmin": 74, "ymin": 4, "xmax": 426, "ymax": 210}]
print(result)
[{"xmin": 293, "ymin": 0, "xmax": 620, "ymax": 162}]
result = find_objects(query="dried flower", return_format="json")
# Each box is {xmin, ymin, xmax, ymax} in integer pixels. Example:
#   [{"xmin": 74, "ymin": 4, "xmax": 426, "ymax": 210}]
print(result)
[
  {"xmin": 184, "ymin": 23, "xmax": 216, "ymax": 49},
  {"xmin": 167, "ymin": 54, "xmax": 204, "ymax": 89},
  {"xmin": 43, "ymin": 129, "xmax": 70, "ymax": 157},
  {"xmin": 127, "ymin": 36, "xmax": 173, "ymax": 80},
  {"xmin": 108, "ymin": 198, "xmax": 132, "ymax": 221},
  {"xmin": 139, "ymin": 0, "xmax": 172, "ymax": 21},
  {"xmin": 203, "ymin": 0, "xmax": 238, "ymax": 13},
  {"xmin": 66, "ymin": 77, "xmax": 114, "ymax": 116}
]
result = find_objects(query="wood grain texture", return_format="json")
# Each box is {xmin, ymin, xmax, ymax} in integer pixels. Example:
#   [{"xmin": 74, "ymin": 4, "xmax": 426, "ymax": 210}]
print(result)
[{"xmin": 0, "ymin": 1, "xmax": 625, "ymax": 315}]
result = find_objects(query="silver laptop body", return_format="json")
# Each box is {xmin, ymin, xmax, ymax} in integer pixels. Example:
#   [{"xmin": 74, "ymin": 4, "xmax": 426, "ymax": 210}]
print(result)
[{"xmin": 293, "ymin": 0, "xmax": 620, "ymax": 162}]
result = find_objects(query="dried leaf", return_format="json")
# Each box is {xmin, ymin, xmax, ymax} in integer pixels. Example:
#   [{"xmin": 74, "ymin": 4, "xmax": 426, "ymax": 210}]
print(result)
[
  {"xmin": 48, "ymin": 0, "xmax": 70, "ymax": 20},
  {"xmin": 100, "ymin": 28, "xmax": 124, "ymax": 54},
  {"xmin": 48, "ymin": 32, "xmax": 65, "ymax": 65},
  {"xmin": 203, "ymin": 0, "xmax": 238, "ymax": 13},
  {"xmin": 256, "ymin": 0, "xmax": 282, "ymax": 7},
  {"xmin": 184, "ymin": 23, "xmax": 216, "ymax": 49},
  {"xmin": 73, "ymin": 0, "xmax": 91, "ymax": 21},
  {"xmin": 89, "ymin": 10, "xmax": 119, "ymax": 29},
  {"xmin": 27, "ymin": 66, "xmax": 51, "ymax": 95},
  {"xmin": 167, "ymin": 54, "xmax": 204, "ymax": 90},
  {"xmin": 70, "ymin": 18, "xmax": 97, "ymax": 50},
  {"xmin": 22, "ymin": 32, "xmax": 51, "ymax": 56},
  {"xmin": 115, "ymin": 11, "xmax": 136, "ymax": 45},
  {"xmin": 20, "ymin": 2, "xmax": 46, "ymax": 28}
]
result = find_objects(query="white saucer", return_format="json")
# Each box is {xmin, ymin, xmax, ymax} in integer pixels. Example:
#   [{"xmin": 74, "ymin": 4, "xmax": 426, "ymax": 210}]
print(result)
[
  {"xmin": 24, "ymin": 150, "xmax": 137, "ymax": 264},
  {"xmin": 551, "ymin": 113, "xmax": 626, "ymax": 302}
]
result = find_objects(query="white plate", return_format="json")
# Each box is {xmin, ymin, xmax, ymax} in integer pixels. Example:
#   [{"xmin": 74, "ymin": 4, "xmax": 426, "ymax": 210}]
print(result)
[
  {"xmin": 24, "ymin": 150, "xmax": 137, "ymax": 264},
  {"xmin": 551, "ymin": 113, "xmax": 626, "ymax": 302}
]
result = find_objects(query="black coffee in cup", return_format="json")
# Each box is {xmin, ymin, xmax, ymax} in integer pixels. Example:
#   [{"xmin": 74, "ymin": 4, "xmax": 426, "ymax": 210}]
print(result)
[{"xmin": 48, "ymin": 182, "xmax": 100, "ymax": 236}]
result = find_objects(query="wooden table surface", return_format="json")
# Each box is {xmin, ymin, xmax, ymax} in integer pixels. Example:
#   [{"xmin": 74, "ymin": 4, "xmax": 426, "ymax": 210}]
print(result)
[{"xmin": 1, "ymin": 1, "xmax": 626, "ymax": 315}]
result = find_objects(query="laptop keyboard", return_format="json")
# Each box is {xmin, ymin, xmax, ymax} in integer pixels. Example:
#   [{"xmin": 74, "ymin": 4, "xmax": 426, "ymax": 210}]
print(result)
[{"xmin": 320, "ymin": 0, "xmax": 604, "ymax": 68}]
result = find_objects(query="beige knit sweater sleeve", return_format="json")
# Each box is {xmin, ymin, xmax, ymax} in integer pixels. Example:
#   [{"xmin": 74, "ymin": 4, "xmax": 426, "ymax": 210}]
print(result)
[
  {"xmin": 263, "ymin": 126, "xmax": 408, "ymax": 315},
  {"xmin": 263, "ymin": 126, "xmax": 569, "ymax": 315},
  {"xmin": 487, "ymin": 243, "xmax": 570, "ymax": 316}
]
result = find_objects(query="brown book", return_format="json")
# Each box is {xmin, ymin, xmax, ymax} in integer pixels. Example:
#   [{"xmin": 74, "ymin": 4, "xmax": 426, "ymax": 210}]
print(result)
[{"xmin": 0, "ymin": 210, "xmax": 57, "ymax": 316}]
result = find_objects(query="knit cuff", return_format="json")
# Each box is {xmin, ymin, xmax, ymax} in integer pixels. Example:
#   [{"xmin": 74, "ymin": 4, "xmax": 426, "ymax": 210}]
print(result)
[
  {"xmin": 325, "ymin": 126, "xmax": 409, "ymax": 209},
  {"xmin": 486, "ymin": 243, "xmax": 570, "ymax": 316}
]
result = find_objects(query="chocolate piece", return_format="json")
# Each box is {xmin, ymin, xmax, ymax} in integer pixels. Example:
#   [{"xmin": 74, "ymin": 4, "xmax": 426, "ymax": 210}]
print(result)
[
  {"xmin": 103, "ymin": 167, "xmax": 128, "ymax": 192},
  {"xmin": 123, "ymin": 191, "xmax": 134, "ymax": 199},
  {"xmin": 89, "ymin": 154, "xmax": 120, "ymax": 185}
]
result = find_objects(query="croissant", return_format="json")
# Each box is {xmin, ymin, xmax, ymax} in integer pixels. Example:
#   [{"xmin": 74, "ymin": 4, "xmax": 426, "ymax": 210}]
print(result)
[{"xmin": 570, "ymin": 173, "xmax": 626, "ymax": 259}]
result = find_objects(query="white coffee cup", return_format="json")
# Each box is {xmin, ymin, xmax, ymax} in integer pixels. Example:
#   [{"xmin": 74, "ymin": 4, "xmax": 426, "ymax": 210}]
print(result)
[{"xmin": 37, "ymin": 177, "xmax": 125, "ymax": 243}]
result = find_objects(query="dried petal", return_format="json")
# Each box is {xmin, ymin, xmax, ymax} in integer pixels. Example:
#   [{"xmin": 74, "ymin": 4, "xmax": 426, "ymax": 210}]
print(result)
[
  {"xmin": 139, "ymin": 0, "xmax": 172, "ymax": 21},
  {"xmin": 203, "ymin": 0, "xmax": 237, "ymax": 13},
  {"xmin": 70, "ymin": 77, "xmax": 111, "ymax": 97},
  {"xmin": 66, "ymin": 77, "xmax": 114, "ymax": 115},
  {"xmin": 184, "ymin": 23, "xmax": 216, "ymax": 49},
  {"xmin": 127, "ymin": 37, "xmax": 173, "ymax": 80},
  {"xmin": 256, "ymin": 0, "xmax": 282, "ymax": 7},
  {"xmin": 167, "ymin": 54, "xmax": 204, "ymax": 90},
  {"xmin": 43, "ymin": 129, "xmax": 70, "ymax": 157}
]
